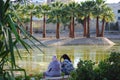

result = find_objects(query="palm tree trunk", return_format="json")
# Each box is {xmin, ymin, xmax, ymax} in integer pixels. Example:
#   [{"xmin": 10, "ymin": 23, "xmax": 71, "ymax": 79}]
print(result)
[
  {"xmin": 17, "ymin": 29, "xmax": 20, "ymax": 35},
  {"xmin": 87, "ymin": 15, "xmax": 90, "ymax": 38},
  {"xmin": 56, "ymin": 22, "xmax": 60, "ymax": 39},
  {"xmin": 96, "ymin": 16, "xmax": 99, "ymax": 37},
  {"xmin": 17, "ymin": 20, "xmax": 20, "ymax": 35},
  {"xmin": 26, "ymin": 26, "xmax": 28, "ymax": 31},
  {"xmin": 30, "ymin": 13, "xmax": 33, "ymax": 35},
  {"xmin": 71, "ymin": 16, "xmax": 74, "ymax": 38},
  {"xmin": 69, "ymin": 17, "xmax": 72, "ymax": 38},
  {"xmin": 72, "ymin": 17, "xmax": 75, "ymax": 38},
  {"xmin": 100, "ymin": 18, "xmax": 105, "ymax": 37},
  {"xmin": 43, "ymin": 14, "xmax": 46, "ymax": 38},
  {"xmin": 83, "ymin": 17, "xmax": 87, "ymax": 37},
  {"xmin": 69, "ymin": 22, "xmax": 71, "ymax": 37}
]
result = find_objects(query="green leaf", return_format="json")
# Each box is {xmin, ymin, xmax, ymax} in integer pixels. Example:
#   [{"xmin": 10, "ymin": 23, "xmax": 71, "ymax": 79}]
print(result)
[
  {"xmin": 8, "ymin": 14, "xmax": 20, "ymax": 40},
  {"xmin": 8, "ymin": 30, "xmax": 16, "ymax": 68}
]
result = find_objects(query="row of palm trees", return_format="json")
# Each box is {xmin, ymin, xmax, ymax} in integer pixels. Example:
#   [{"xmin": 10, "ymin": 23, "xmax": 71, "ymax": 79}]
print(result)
[{"xmin": 13, "ymin": 0, "xmax": 114, "ymax": 39}]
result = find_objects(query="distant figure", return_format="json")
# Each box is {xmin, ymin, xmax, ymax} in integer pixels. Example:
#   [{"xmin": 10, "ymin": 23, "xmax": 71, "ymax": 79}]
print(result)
[
  {"xmin": 60, "ymin": 54, "xmax": 74, "ymax": 75},
  {"xmin": 43, "ymin": 56, "xmax": 61, "ymax": 77}
]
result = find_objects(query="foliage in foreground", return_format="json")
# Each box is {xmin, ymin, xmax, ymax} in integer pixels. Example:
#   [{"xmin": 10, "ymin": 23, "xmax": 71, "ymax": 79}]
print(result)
[
  {"xmin": 0, "ymin": 0, "xmax": 44, "ymax": 80},
  {"xmin": 69, "ymin": 52, "xmax": 120, "ymax": 80},
  {"xmin": 15, "ymin": 73, "xmax": 43, "ymax": 80}
]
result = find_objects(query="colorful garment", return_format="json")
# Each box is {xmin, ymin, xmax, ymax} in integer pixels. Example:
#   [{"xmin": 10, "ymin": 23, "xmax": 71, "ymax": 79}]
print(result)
[{"xmin": 61, "ymin": 59, "xmax": 74, "ymax": 75}]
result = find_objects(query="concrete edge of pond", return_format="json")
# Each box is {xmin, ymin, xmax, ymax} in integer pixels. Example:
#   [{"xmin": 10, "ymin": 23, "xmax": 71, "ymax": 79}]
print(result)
[{"xmin": 40, "ymin": 37, "xmax": 115, "ymax": 46}]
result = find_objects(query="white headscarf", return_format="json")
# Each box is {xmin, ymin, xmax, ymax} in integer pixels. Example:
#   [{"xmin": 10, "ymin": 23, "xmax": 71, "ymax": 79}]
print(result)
[{"xmin": 52, "ymin": 56, "xmax": 57, "ymax": 61}]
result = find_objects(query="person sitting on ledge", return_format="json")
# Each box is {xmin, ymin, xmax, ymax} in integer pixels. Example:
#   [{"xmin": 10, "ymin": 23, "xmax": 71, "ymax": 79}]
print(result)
[
  {"xmin": 43, "ymin": 56, "xmax": 61, "ymax": 78},
  {"xmin": 60, "ymin": 54, "xmax": 74, "ymax": 75}
]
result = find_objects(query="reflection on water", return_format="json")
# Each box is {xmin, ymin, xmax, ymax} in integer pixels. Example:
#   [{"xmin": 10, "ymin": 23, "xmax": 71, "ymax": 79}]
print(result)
[{"xmin": 15, "ymin": 45, "xmax": 120, "ymax": 75}]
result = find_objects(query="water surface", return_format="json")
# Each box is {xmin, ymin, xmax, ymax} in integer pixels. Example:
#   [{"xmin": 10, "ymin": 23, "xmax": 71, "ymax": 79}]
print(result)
[{"xmin": 15, "ymin": 44, "xmax": 120, "ymax": 75}]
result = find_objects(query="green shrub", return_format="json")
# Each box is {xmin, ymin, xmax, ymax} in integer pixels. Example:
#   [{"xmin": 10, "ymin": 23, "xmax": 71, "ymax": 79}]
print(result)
[
  {"xmin": 69, "ymin": 60, "xmax": 95, "ymax": 80},
  {"xmin": 15, "ymin": 76, "xmax": 23, "ymax": 80},
  {"xmin": 98, "ymin": 52, "xmax": 120, "ymax": 80},
  {"xmin": 69, "ymin": 52, "xmax": 120, "ymax": 80}
]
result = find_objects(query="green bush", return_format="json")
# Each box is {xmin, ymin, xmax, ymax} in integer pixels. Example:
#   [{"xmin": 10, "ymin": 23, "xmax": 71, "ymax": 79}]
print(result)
[
  {"xmin": 69, "ymin": 52, "xmax": 120, "ymax": 80},
  {"xmin": 69, "ymin": 60, "xmax": 95, "ymax": 80},
  {"xmin": 15, "ymin": 76, "xmax": 23, "ymax": 80},
  {"xmin": 98, "ymin": 52, "xmax": 120, "ymax": 80}
]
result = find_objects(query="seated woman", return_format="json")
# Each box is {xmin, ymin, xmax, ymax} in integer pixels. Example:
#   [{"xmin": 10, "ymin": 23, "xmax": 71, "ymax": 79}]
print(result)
[
  {"xmin": 60, "ymin": 54, "xmax": 74, "ymax": 75},
  {"xmin": 43, "ymin": 56, "xmax": 61, "ymax": 77}
]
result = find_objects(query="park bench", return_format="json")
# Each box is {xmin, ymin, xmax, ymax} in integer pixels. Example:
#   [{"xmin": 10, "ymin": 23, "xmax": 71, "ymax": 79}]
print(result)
[{"xmin": 40, "ymin": 75, "xmax": 70, "ymax": 80}]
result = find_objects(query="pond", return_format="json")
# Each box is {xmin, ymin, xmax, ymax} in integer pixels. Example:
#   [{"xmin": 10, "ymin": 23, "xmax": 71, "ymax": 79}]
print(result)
[{"xmin": 15, "ymin": 43, "xmax": 120, "ymax": 75}]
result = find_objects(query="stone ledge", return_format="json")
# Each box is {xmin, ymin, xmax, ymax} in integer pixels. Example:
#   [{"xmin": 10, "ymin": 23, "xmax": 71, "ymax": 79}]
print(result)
[{"xmin": 40, "ymin": 75, "xmax": 69, "ymax": 80}]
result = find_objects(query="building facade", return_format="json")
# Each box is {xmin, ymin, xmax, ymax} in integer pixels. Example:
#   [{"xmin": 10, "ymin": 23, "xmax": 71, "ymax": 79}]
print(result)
[
  {"xmin": 108, "ymin": 3, "xmax": 120, "ymax": 22},
  {"xmin": 108, "ymin": 2, "xmax": 120, "ymax": 31}
]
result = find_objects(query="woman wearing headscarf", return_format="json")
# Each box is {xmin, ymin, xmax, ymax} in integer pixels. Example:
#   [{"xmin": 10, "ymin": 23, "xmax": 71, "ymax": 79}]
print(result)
[
  {"xmin": 43, "ymin": 56, "xmax": 61, "ymax": 77},
  {"xmin": 60, "ymin": 54, "xmax": 74, "ymax": 75}
]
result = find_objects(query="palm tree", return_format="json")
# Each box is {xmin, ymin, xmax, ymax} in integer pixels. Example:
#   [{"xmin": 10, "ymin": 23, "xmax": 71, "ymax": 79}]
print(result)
[
  {"xmin": 25, "ymin": 4, "xmax": 37, "ymax": 35},
  {"xmin": 37, "ymin": 4, "xmax": 50, "ymax": 38},
  {"xmin": 66, "ymin": 2, "xmax": 79, "ymax": 38},
  {"xmin": 61, "ymin": 11, "xmax": 70, "ymax": 31},
  {"xmin": 93, "ymin": 0, "xmax": 106, "ymax": 37},
  {"xmin": 60, "ymin": 5, "xmax": 70, "ymax": 32},
  {"xmin": 85, "ymin": 1, "xmax": 95, "ymax": 38},
  {"xmin": 83, "ymin": 1, "xmax": 95, "ymax": 38},
  {"xmin": 47, "ymin": 2, "xmax": 64, "ymax": 39},
  {"xmin": 12, "ymin": 4, "xmax": 23, "ymax": 35},
  {"xmin": 62, "ymin": 4, "xmax": 72, "ymax": 37},
  {"xmin": 76, "ymin": 3, "xmax": 87, "ymax": 37},
  {"xmin": 12, "ymin": 3, "xmax": 30, "ymax": 34},
  {"xmin": 100, "ymin": 6, "xmax": 114, "ymax": 37}
]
